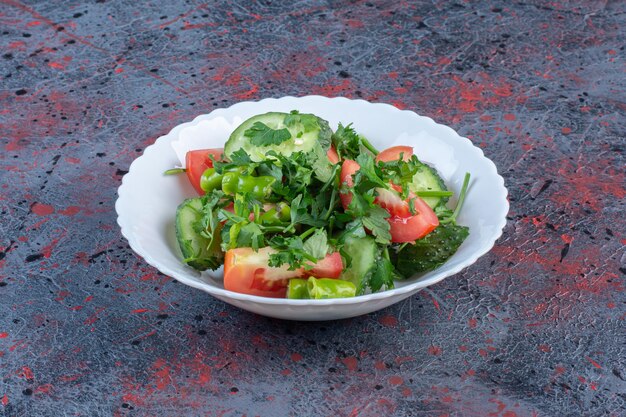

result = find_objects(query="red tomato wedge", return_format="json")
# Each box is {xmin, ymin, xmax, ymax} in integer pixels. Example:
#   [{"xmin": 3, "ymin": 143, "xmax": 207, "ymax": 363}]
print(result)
[
  {"xmin": 327, "ymin": 145, "xmax": 340, "ymax": 164},
  {"xmin": 185, "ymin": 148, "xmax": 224, "ymax": 195},
  {"xmin": 224, "ymin": 247, "xmax": 299, "ymax": 298},
  {"xmin": 304, "ymin": 251, "xmax": 343, "ymax": 279},
  {"xmin": 375, "ymin": 188, "xmax": 439, "ymax": 242},
  {"xmin": 340, "ymin": 158, "xmax": 438, "ymax": 243},
  {"xmin": 224, "ymin": 247, "xmax": 344, "ymax": 297},
  {"xmin": 340, "ymin": 159, "xmax": 360, "ymax": 209},
  {"xmin": 375, "ymin": 146, "xmax": 413, "ymax": 163}
]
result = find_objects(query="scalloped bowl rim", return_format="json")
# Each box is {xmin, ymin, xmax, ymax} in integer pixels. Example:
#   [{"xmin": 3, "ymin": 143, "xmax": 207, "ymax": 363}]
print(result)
[{"xmin": 116, "ymin": 95, "xmax": 508, "ymax": 306}]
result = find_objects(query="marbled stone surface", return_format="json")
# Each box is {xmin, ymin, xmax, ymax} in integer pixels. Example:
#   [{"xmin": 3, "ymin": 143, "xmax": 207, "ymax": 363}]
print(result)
[{"xmin": 0, "ymin": 1, "xmax": 624, "ymax": 416}]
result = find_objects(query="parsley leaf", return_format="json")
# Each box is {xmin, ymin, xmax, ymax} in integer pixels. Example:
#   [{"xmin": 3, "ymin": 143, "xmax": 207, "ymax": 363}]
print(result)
[
  {"xmin": 369, "ymin": 253, "xmax": 394, "ymax": 292},
  {"xmin": 284, "ymin": 111, "xmax": 319, "ymax": 132},
  {"xmin": 355, "ymin": 153, "xmax": 387, "ymax": 189},
  {"xmin": 332, "ymin": 122, "xmax": 379, "ymax": 159},
  {"xmin": 237, "ymin": 222, "xmax": 264, "ymax": 250},
  {"xmin": 361, "ymin": 206, "xmax": 391, "ymax": 244},
  {"xmin": 228, "ymin": 148, "xmax": 252, "ymax": 165},
  {"xmin": 244, "ymin": 121, "xmax": 292, "ymax": 146}
]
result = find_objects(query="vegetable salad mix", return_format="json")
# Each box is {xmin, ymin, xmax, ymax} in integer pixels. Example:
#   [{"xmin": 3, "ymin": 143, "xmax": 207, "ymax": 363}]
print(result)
[{"xmin": 166, "ymin": 111, "xmax": 470, "ymax": 299}]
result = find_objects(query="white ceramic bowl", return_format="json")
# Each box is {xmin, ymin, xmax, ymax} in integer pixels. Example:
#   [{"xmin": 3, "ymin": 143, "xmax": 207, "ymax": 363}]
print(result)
[{"xmin": 116, "ymin": 96, "xmax": 508, "ymax": 321}]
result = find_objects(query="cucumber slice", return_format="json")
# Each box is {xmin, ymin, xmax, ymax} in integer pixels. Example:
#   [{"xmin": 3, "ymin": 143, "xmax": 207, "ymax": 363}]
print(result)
[
  {"xmin": 175, "ymin": 197, "xmax": 223, "ymax": 271},
  {"xmin": 409, "ymin": 163, "xmax": 449, "ymax": 209},
  {"xmin": 224, "ymin": 112, "xmax": 333, "ymax": 182},
  {"xmin": 340, "ymin": 235, "xmax": 378, "ymax": 294}
]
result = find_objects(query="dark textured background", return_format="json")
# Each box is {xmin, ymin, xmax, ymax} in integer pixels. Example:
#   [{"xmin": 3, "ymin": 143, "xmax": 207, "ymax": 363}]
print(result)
[{"xmin": 1, "ymin": 1, "xmax": 625, "ymax": 416}]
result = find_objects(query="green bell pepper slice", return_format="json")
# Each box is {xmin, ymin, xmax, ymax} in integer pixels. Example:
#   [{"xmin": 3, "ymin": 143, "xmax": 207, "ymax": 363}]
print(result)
[
  {"xmin": 222, "ymin": 172, "xmax": 276, "ymax": 200},
  {"xmin": 308, "ymin": 278, "xmax": 356, "ymax": 299},
  {"xmin": 259, "ymin": 202, "xmax": 291, "ymax": 225},
  {"xmin": 287, "ymin": 277, "xmax": 357, "ymax": 299},
  {"xmin": 200, "ymin": 168, "xmax": 223, "ymax": 193},
  {"xmin": 287, "ymin": 279, "xmax": 309, "ymax": 299}
]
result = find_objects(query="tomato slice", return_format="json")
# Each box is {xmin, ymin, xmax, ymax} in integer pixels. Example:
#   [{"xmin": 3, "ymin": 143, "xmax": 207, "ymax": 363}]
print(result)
[
  {"xmin": 340, "ymin": 159, "xmax": 438, "ymax": 243},
  {"xmin": 305, "ymin": 252, "xmax": 343, "ymax": 279},
  {"xmin": 375, "ymin": 188, "xmax": 439, "ymax": 242},
  {"xmin": 327, "ymin": 145, "xmax": 340, "ymax": 164},
  {"xmin": 224, "ymin": 247, "xmax": 344, "ymax": 297},
  {"xmin": 375, "ymin": 146, "xmax": 413, "ymax": 163},
  {"xmin": 185, "ymin": 148, "xmax": 224, "ymax": 195},
  {"xmin": 224, "ymin": 247, "xmax": 301, "ymax": 298},
  {"xmin": 340, "ymin": 159, "xmax": 360, "ymax": 210}
]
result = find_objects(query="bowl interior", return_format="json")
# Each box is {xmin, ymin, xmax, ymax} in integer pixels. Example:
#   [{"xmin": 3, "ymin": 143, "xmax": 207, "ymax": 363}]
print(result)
[{"xmin": 116, "ymin": 96, "xmax": 507, "ymax": 305}]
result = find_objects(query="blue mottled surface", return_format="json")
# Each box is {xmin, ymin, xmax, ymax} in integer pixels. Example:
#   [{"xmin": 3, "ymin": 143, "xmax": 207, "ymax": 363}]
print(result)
[{"xmin": 0, "ymin": 1, "xmax": 624, "ymax": 416}]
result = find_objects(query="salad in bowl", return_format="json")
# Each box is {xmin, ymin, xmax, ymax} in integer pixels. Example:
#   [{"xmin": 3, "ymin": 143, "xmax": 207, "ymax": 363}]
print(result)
[{"xmin": 166, "ymin": 111, "xmax": 471, "ymax": 300}]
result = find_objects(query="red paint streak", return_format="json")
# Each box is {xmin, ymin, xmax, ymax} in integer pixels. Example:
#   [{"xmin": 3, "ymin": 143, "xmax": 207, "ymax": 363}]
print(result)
[
  {"xmin": 114, "ymin": 67, "xmax": 124, "ymax": 74},
  {"xmin": 468, "ymin": 318, "xmax": 477, "ymax": 328},
  {"xmin": 58, "ymin": 206, "xmax": 80, "ymax": 216},
  {"xmin": 394, "ymin": 356, "xmax": 414, "ymax": 365},
  {"xmin": 48, "ymin": 61, "xmax": 66, "ymax": 70},
  {"xmin": 32, "ymin": 203, "xmax": 54, "ymax": 216},
  {"xmin": 561, "ymin": 127, "xmax": 572, "ymax": 134},
  {"xmin": 478, "ymin": 348, "xmax": 488, "ymax": 357},
  {"xmin": 64, "ymin": 157, "xmax": 80, "ymax": 164},
  {"xmin": 192, "ymin": 353, "xmax": 212, "ymax": 386},
  {"xmin": 586, "ymin": 356, "xmax": 602, "ymax": 369},
  {"xmin": 459, "ymin": 345, "xmax": 468, "ymax": 352},
  {"xmin": 538, "ymin": 344, "xmax": 551, "ymax": 353},
  {"xmin": 435, "ymin": 74, "xmax": 518, "ymax": 122},
  {"xmin": 290, "ymin": 353, "xmax": 302, "ymax": 362},
  {"xmin": 34, "ymin": 384, "xmax": 52, "ymax": 394},
  {"xmin": 251, "ymin": 335, "xmax": 268, "ymax": 348},
  {"xmin": 183, "ymin": 22, "xmax": 218, "ymax": 30},
  {"xmin": 341, "ymin": 356, "xmax": 358, "ymax": 371},
  {"xmin": 132, "ymin": 308, "xmax": 149, "ymax": 314},
  {"xmin": 152, "ymin": 358, "xmax": 172, "ymax": 390},
  {"xmin": 1, "ymin": 395, "xmax": 7, "ymax": 406},
  {"xmin": 312, "ymin": 79, "xmax": 354, "ymax": 97},
  {"xmin": 388, "ymin": 375, "xmax": 403, "ymax": 385},
  {"xmin": 374, "ymin": 361, "xmax": 386, "ymax": 370},
  {"xmin": 42, "ymin": 236, "xmax": 62, "ymax": 258},
  {"xmin": 503, "ymin": 113, "xmax": 516, "ymax": 121},
  {"xmin": 0, "ymin": 333, "xmax": 7, "ymax": 339},
  {"xmin": 3, "ymin": 1, "xmax": 189, "ymax": 95},
  {"xmin": 388, "ymin": 72, "xmax": 399, "ymax": 79},
  {"xmin": 2, "ymin": 0, "xmax": 108, "ymax": 52},
  {"xmin": 19, "ymin": 366, "xmax": 33, "ymax": 380},
  {"xmin": 560, "ymin": 234, "xmax": 574, "ymax": 244},
  {"xmin": 157, "ymin": 3, "xmax": 207, "ymax": 29},
  {"xmin": 378, "ymin": 315, "xmax": 398, "ymax": 327},
  {"xmin": 343, "ymin": 18, "xmax": 364, "ymax": 28},
  {"xmin": 391, "ymin": 100, "xmax": 408, "ymax": 110},
  {"xmin": 428, "ymin": 345, "xmax": 442, "ymax": 356},
  {"xmin": 84, "ymin": 307, "xmax": 106, "ymax": 325},
  {"xmin": 233, "ymin": 79, "xmax": 259, "ymax": 101},
  {"xmin": 281, "ymin": 368, "xmax": 291, "ymax": 376}
]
